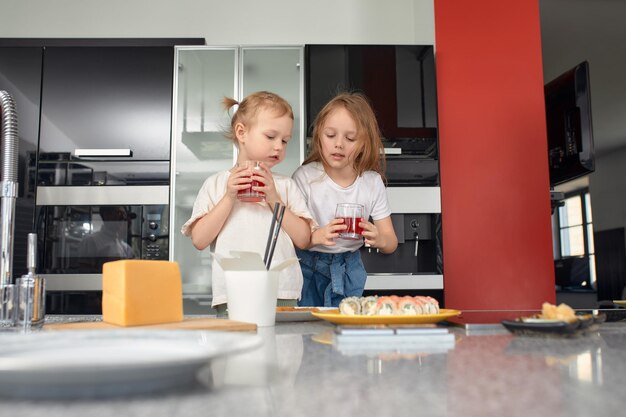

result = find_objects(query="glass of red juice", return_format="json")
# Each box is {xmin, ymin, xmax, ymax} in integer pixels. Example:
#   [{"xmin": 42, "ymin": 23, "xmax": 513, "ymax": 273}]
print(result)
[
  {"xmin": 237, "ymin": 161, "xmax": 265, "ymax": 202},
  {"xmin": 335, "ymin": 203, "xmax": 365, "ymax": 240}
]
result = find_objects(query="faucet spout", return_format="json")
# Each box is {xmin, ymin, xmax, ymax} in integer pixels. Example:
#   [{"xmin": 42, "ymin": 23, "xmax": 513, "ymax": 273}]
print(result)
[{"xmin": 0, "ymin": 90, "xmax": 19, "ymax": 286}]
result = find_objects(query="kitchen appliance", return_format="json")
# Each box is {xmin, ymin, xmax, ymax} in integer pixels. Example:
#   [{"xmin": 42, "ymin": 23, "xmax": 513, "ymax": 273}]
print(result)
[
  {"xmin": 360, "ymin": 212, "xmax": 443, "ymax": 281},
  {"xmin": 383, "ymin": 137, "xmax": 439, "ymax": 186},
  {"xmin": 35, "ymin": 186, "xmax": 169, "ymax": 313},
  {"xmin": 361, "ymin": 139, "xmax": 442, "ymax": 292},
  {"xmin": 360, "ymin": 187, "xmax": 444, "ymax": 293},
  {"xmin": 30, "ymin": 45, "xmax": 178, "ymax": 313}
]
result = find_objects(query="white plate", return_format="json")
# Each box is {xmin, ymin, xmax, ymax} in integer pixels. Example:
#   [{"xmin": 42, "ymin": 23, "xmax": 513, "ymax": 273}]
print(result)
[
  {"xmin": 0, "ymin": 329, "xmax": 262, "ymax": 399},
  {"xmin": 275, "ymin": 307, "xmax": 336, "ymax": 322}
]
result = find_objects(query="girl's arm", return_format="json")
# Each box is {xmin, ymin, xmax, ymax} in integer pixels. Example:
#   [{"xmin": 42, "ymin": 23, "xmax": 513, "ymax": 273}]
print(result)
[
  {"xmin": 189, "ymin": 195, "xmax": 236, "ymax": 250},
  {"xmin": 272, "ymin": 207, "xmax": 311, "ymax": 249},
  {"xmin": 190, "ymin": 166, "xmax": 251, "ymax": 250},
  {"xmin": 361, "ymin": 216, "xmax": 398, "ymax": 254}
]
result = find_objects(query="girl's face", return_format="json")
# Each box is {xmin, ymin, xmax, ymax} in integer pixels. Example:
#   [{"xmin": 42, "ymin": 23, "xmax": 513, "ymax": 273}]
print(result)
[
  {"xmin": 319, "ymin": 107, "xmax": 360, "ymax": 174},
  {"xmin": 236, "ymin": 108, "xmax": 293, "ymax": 169}
]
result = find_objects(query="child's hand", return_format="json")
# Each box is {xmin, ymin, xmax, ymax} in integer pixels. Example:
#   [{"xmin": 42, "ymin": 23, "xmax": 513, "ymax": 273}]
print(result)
[
  {"xmin": 254, "ymin": 163, "xmax": 283, "ymax": 208},
  {"xmin": 360, "ymin": 220, "xmax": 380, "ymax": 248},
  {"xmin": 312, "ymin": 219, "xmax": 347, "ymax": 246},
  {"xmin": 227, "ymin": 165, "xmax": 253, "ymax": 200}
]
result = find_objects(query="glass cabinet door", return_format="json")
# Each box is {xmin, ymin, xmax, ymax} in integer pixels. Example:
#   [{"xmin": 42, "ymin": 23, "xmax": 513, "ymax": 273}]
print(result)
[
  {"xmin": 171, "ymin": 47, "xmax": 237, "ymax": 296},
  {"xmin": 171, "ymin": 46, "xmax": 304, "ymax": 307},
  {"xmin": 241, "ymin": 47, "xmax": 304, "ymax": 177}
]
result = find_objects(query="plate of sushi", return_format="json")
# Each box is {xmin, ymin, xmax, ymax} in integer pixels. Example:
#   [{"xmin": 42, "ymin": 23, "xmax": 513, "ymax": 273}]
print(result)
[{"xmin": 311, "ymin": 295, "xmax": 461, "ymax": 325}]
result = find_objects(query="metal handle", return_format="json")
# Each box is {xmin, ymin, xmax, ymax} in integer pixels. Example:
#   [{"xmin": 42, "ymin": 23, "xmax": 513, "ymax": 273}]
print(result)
[
  {"xmin": 414, "ymin": 232, "xmax": 419, "ymax": 257},
  {"xmin": 27, "ymin": 233, "xmax": 37, "ymax": 274},
  {"xmin": 36, "ymin": 185, "xmax": 169, "ymax": 205},
  {"xmin": 74, "ymin": 148, "xmax": 132, "ymax": 157}
]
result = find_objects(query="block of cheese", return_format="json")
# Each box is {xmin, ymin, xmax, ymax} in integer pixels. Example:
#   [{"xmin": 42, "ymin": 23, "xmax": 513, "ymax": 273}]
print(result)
[{"xmin": 102, "ymin": 260, "xmax": 183, "ymax": 326}]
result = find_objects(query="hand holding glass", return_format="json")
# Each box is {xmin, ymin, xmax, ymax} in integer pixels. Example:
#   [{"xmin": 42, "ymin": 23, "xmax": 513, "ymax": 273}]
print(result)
[
  {"xmin": 335, "ymin": 203, "xmax": 365, "ymax": 240},
  {"xmin": 237, "ymin": 161, "xmax": 265, "ymax": 202}
]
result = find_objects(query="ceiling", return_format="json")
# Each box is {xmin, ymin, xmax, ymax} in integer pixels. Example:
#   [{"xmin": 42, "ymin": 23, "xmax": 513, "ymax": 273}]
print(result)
[{"xmin": 540, "ymin": 0, "xmax": 626, "ymax": 158}]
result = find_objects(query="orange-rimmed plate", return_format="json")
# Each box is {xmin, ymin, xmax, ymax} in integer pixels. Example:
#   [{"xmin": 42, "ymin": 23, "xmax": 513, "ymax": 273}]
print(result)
[{"xmin": 311, "ymin": 309, "xmax": 462, "ymax": 325}]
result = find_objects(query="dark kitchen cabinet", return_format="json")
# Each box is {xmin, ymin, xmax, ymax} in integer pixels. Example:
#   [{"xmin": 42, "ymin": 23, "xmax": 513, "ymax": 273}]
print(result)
[
  {"xmin": 39, "ymin": 47, "xmax": 174, "ymax": 161},
  {"xmin": 305, "ymin": 45, "xmax": 438, "ymax": 139},
  {"xmin": 37, "ymin": 46, "xmax": 175, "ymax": 186},
  {"xmin": 1, "ymin": 38, "xmax": 204, "ymax": 189}
]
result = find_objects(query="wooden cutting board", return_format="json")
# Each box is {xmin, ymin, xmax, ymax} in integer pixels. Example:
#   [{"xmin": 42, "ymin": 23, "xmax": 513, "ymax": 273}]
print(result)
[{"xmin": 43, "ymin": 317, "xmax": 257, "ymax": 332}]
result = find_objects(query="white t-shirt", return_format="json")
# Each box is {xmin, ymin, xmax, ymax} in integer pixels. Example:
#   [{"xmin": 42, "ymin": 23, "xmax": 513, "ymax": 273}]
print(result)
[
  {"xmin": 181, "ymin": 170, "xmax": 314, "ymax": 307},
  {"xmin": 292, "ymin": 161, "xmax": 392, "ymax": 254}
]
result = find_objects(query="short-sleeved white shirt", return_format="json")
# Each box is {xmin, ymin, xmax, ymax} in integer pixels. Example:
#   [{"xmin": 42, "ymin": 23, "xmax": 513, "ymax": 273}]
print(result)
[
  {"xmin": 292, "ymin": 161, "xmax": 392, "ymax": 254},
  {"xmin": 181, "ymin": 170, "xmax": 314, "ymax": 307}
]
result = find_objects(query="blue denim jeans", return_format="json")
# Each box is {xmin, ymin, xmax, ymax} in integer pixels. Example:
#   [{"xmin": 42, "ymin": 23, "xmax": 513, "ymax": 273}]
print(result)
[{"xmin": 296, "ymin": 249, "xmax": 367, "ymax": 307}]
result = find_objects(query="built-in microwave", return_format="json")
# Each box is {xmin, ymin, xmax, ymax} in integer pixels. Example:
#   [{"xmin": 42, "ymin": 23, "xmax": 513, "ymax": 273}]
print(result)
[{"xmin": 35, "ymin": 185, "xmax": 169, "ymax": 294}]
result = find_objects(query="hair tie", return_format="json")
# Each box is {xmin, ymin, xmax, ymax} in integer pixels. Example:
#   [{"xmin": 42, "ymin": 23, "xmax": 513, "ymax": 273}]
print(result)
[{"xmin": 228, "ymin": 102, "xmax": 239, "ymax": 118}]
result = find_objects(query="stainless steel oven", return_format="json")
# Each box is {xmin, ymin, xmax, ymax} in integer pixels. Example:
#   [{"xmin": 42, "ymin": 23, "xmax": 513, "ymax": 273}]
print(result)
[{"xmin": 35, "ymin": 186, "xmax": 169, "ymax": 292}]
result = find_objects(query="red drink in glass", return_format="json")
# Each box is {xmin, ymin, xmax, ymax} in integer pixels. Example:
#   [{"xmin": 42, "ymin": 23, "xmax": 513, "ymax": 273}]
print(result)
[
  {"xmin": 339, "ymin": 216, "xmax": 365, "ymax": 240},
  {"xmin": 237, "ymin": 161, "xmax": 265, "ymax": 202},
  {"xmin": 335, "ymin": 203, "xmax": 365, "ymax": 240}
]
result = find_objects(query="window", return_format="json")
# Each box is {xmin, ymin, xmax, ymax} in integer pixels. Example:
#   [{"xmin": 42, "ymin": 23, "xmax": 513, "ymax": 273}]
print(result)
[{"xmin": 553, "ymin": 190, "xmax": 596, "ymax": 288}]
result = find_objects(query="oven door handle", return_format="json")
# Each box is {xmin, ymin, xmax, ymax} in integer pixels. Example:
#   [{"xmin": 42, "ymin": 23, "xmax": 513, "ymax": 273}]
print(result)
[
  {"xmin": 74, "ymin": 148, "xmax": 132, "ymax": 157},
  {"xmin": 36, "ymin": 185, "xmax": 169, "ymax": 205}
]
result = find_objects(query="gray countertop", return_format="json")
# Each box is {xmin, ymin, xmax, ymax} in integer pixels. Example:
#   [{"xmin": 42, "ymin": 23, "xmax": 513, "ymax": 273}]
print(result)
[{"xmin": 1, "ymin": 315, "xmax": 626, "ymax": 417}]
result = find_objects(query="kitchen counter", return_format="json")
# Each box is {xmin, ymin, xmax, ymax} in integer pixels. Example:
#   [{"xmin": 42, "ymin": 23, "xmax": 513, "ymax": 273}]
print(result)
[{"xmin": 1, "ymin": 315, "xmax": 626, "ymax": 417}]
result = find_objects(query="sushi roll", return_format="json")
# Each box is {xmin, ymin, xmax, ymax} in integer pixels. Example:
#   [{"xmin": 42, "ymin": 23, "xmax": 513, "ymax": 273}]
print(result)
[
  {"xmin": 425, "ymin": 296, "xmax": 440, "ymax": 314},
  {"xmin": 415, "ymin": 296, "xmax": 440, "ymax": 314},
  {"xmin": 339, "ymin": 296, "xmax": 362, "ymax": 315},
  {"xmin": 360, "ymin": 296, "xmax": 379, "ymax": 316},
  {"xmin": 375, "ymin": 296, "xmax": 399, "ymax": 315},
  {"xmin": 398, "ymin": 296, "xmax": 424, "ymax": 315}
]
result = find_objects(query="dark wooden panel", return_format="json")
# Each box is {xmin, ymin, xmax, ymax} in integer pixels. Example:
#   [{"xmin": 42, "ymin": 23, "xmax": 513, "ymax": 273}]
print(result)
[{"xmin": 595, "ymin": 228, "xmax": 626, "ymax": 301}]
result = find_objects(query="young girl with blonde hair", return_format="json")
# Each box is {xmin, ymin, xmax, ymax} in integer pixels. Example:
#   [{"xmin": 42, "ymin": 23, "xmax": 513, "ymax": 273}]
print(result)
[
  {"xmin": 292, "ymin": 92, "xmax": 398, "ymax": 307},
  {"xmin": 182, "ymin": 91, "xmax": 313, "ymax": 312}
]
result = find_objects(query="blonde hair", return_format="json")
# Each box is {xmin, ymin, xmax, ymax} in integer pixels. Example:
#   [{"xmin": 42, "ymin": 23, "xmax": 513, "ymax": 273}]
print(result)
[
  {"xmin": 304, "ymin": 92, "xmax": 386, "ymax": 179},
  {"xmin": 222, "ymin": 91, "xmax": 294, "ymax": 143}
]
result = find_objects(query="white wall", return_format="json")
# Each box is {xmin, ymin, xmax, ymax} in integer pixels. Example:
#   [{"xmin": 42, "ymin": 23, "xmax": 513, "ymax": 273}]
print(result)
[
  {"xmin": 0, "ymin": 0, "xmax": 434, "ymax": 45},
  {"xmin": 589, "ymin": 146, "xmax": 626, "ymax": 232}
]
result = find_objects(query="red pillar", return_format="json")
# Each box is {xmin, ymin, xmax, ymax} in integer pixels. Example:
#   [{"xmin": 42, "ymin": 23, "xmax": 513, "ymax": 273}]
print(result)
[{"xmin": 434, "ymin": 0, "xmax": 556, "ymax": 309}]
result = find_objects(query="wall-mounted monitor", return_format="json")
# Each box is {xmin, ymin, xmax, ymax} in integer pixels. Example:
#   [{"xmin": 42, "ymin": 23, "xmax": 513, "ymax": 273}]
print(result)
[{"xmin": 545, "ymin": 61, "xmax": 595, "ymax": 186}]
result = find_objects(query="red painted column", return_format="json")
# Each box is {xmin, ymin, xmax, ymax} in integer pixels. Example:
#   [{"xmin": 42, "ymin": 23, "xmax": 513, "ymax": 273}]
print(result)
[{"xmin": 434, "ymin": 0, "xmax": 556, "ymax": 309}]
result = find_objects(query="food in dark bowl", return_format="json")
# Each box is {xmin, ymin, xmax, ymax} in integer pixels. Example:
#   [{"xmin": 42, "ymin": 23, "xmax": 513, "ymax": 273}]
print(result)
[{"xmin": 502, "ymin": 302, "xmax": 605, "ymax": 337}]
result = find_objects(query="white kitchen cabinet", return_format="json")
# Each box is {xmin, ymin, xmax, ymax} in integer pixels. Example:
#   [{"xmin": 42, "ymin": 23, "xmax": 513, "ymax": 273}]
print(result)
[{"xmin": 170, "ymin": 46, "xmax": 304, "ymax": 302}]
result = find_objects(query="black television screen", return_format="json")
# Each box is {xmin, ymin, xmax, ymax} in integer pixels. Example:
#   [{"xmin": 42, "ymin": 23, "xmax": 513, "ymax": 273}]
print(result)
[{"xmin": 545, "ymin": 61, "xmax": 595, "ymax": 186}]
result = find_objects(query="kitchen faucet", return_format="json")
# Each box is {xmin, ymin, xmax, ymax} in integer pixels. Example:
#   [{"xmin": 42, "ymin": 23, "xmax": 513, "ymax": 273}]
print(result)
[{"xmin": 0, "ymin": 90, "xmax": 19, "ymax": 286}]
